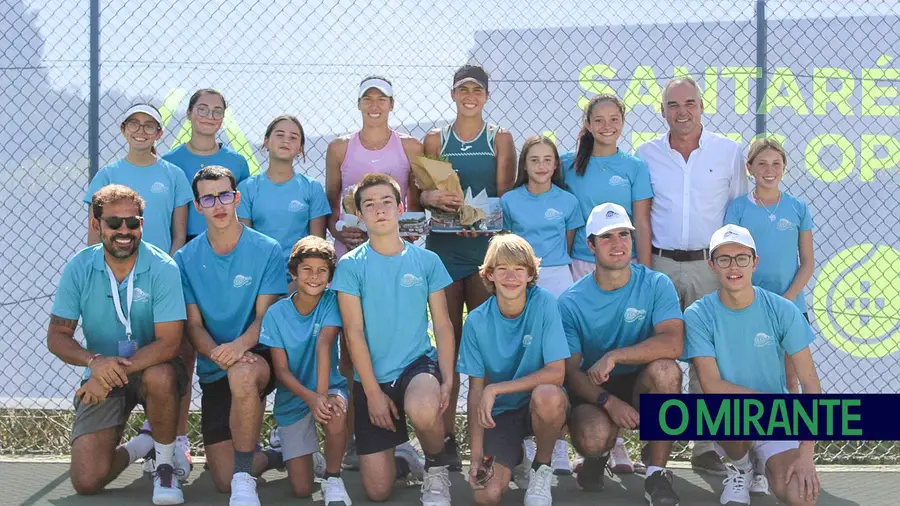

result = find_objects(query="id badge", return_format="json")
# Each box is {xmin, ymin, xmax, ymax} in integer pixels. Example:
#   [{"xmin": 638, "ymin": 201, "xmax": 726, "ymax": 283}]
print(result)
[{"xmin": 118, "ymin": 340, "xmax": 137, "ymax": 358}]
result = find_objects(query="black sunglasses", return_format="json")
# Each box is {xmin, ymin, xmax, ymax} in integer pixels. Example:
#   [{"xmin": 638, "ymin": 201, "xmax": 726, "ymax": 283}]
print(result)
[{"xmin": 102, "ymin": 216, "xmax": 142, "ymax": 230}]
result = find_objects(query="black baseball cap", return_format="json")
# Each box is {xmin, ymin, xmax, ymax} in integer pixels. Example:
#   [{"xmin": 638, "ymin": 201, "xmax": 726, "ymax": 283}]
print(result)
[{"xmin": 452, "ymin": 65, "xmax": 489, "ymax": 92}]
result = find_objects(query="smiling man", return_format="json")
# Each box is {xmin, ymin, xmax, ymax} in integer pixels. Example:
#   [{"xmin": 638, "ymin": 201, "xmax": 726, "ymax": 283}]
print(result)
[
  {"xmin": 636, "ymin": 76, "xmax": 750, "ymax": 475},
  {"xmin": 173, "ymin": 165, "xmax": 287, "ymax": 506},
  {"xmin": 683, "ymin": 224, "xmax": 821, "ymax": 506},
  {"xmin": 48, "ymin": 185, "xmax": 187, "ymax": 505},
  {"xmin": 558, "ymin": 203, "xmax": 684, "ymax": 506}
]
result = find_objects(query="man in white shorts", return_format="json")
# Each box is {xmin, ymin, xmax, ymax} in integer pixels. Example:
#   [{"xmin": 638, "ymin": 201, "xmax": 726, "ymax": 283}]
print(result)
[{"xmin": 683, "ymin": 224, "xmax": 821, "ymax": 505}]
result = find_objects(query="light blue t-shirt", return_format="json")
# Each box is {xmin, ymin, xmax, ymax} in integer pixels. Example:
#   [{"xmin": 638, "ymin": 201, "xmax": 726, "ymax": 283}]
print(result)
[
  {"xmin": 501, "ymin": 185, "xmax": 584, "ymax": 267},
  {"xmin": 162, "ymin": 143, "xmax": 251, "ymax": 236},
  {"xmin": 331, "ymin": 242, "xmax": 453, "ymax": 383},
  {"xmin": 84, "ymin": 158, "xmax": 194, "ymax": 254},
  {"xmin": 237, "ymin": 172, "xmax": 331, "ymax": 263},
  {"xmin": 458, "ymin": 286, "xmax": 571, "ymax": 415},
  {"xmin": 560, "ymin": 150, "xmax": 654, "ymax": 262},
  {"xmin": 258, "ymin": 290, "xmax": 347, "ymax": 426},
  {"xmin": 724, "ymin": 192, "xmax": 814, "ymax": 312},
  {"xmin": 683, "ymin": 287, "xmax": 815, "ymax": 394},
  {"xmin": 558, "ymin": 264, "xmax": 682, "ymax": 377},
  {"xmin": 51, "ymin": 242, "xmax": 186, "ymax": 378},
  {"xmin": 173, "ymin": 226, "xmax": 288, "ymax": 383}
]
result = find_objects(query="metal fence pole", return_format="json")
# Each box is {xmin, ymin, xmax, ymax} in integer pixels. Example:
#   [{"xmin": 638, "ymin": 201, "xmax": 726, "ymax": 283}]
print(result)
[
  {"xmin": 89, "ymin": 0, "xmax": 100, "ymax": 180},
  {"xmin": 755, "ymin": 0, "xmax": 767, "ymax": 135}
]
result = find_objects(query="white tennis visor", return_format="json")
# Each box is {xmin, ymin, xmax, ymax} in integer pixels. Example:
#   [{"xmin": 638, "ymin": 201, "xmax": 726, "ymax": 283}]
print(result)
[
  {"xmin": 358, "ymin": 78, "xmax": 394, "ymax": 98},
  {"xmin": 121, "ymin": 104, "xmax": 162, "ymax": 125}
]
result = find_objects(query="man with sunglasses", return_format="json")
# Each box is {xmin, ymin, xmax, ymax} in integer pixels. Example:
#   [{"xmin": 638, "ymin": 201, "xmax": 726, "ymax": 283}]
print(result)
[
  {"xmin": 683, "ymin": 224, "xmax": 821, "ymax": 506},
  {"xmin": 48, "ymin": 185, "xmax": 189, "ymax": 505},
  {"xmin": 173, "ymin": 165, "xmax": 287, "ymax": 506},
  {"xmin": 558, "ymin": 203, "xmax": 683, "ymax": 506}
]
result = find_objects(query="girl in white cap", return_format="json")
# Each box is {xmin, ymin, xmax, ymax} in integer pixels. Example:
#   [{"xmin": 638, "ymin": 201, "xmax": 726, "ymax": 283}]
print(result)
[{"xmin": 85, "ymin": 104, "xmax": 193, "ymax": 256}]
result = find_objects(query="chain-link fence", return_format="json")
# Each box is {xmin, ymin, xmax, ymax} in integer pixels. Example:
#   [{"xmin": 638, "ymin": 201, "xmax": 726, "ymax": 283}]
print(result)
[{"xmin": 2, "ymin": 1, "xmax": 898, "ymax": 463}]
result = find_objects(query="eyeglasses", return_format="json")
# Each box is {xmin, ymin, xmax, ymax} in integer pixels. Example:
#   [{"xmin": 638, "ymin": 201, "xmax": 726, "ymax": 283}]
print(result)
[
  {"xmin": 197, "ymin": 191, "xmax": 236, "ymax": 208},
  {"xmin": 102, "ymin": 216, "xmax": 142, "ymax": 230},
  {"xmin": 713, "ymin": 253, "xmax": 754, "ymax": 269},
  {"xmin": 124, "ymin": 120, "xmax": 160, "ymax": 135},
  {"xmin": 193, "ymin": 104, "xmax": 225, "ymax": 120}
]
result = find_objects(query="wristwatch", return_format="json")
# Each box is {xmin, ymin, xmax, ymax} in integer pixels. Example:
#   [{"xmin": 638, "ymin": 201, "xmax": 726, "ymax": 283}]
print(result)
[{"xmin": 595, "ymin": 390, "xmax": 609, "ymax": 408}]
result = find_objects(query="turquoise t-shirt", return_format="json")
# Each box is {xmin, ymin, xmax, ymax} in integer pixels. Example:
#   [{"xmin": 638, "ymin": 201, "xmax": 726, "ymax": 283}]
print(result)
[
  {"xmin": 162, "ymin": 143, "xmax": 251, "ymax": 236},
  {"xmin": 560, "ymin": 150, "xmax": 653, "ymax": 262},
  {"xmin": 330, "ymin": 242, "xmax": 453, "ymax": 383},
  {"xmin": 173, "ymin": 226, "xmax": 288, "ymax": 383},
  {"xmin": 258, "ymin": 290, "xmax": 347, "ymax": 426},
  {"xmin": 458, "ymin": 286, "xmax": 571, "ymax": 415},
  {"xmin": 500, "ymin": 185, "xmax": 584, "ymax": 267},
  {"xmin": 724, "ymin": 192, "xmax": 814, "ymax": 312},
  {"xmin": 51, "ymin": 242, "xmax": 186, "ymax": 378},
  {"xmin": 558, "ymin": 264, "xmax": 682, "ymax": 377},
  {"xmin": 84, "ymin": 158, "xmax": 193, "ymax": 253},
  {"xmin": 236, "ymin": 172, "xmax": 331, "ymax": 263},
  {"xmin": 683, "ymin": 287, "xmax": 815, "ymax": 394}
]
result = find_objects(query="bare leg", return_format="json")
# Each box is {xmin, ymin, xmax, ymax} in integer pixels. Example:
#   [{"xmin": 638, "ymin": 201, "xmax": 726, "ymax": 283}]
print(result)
[
  {"xmin": 530, "ymin": 385, "xmax": 567, "ymax": 465},
  {"xmin": 70, "ymin": 427, "xmax": 129, "ymax": 495},
  {"xmin": 359, "ymin": 449, "xmax": 396, "ymax": 502},
  {"xmin": 405, "ymin": 373, "xmax": 445, "ymax": 455}
]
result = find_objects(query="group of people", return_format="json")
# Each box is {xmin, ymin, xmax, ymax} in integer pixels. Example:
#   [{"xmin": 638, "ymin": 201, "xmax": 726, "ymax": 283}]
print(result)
[{"xmin": 46, "ymin": 65, "xmax": 823, "ymax": 506}]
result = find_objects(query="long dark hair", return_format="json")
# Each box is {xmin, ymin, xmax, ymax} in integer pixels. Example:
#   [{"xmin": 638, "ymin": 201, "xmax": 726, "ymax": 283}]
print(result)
[
  {"xmin": 514, "ymin": 135, "xmax": 565, "ymax": 189},
  {"xmin": 572, "ymin": 94, "xmax": 626, "ymax": 176}
]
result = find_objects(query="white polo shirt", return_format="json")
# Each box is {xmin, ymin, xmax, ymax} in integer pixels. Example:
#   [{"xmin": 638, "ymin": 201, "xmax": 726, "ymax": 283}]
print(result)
[{"xmin": 637, "ymin": 129, "xmax": 749, "ymax": 251}]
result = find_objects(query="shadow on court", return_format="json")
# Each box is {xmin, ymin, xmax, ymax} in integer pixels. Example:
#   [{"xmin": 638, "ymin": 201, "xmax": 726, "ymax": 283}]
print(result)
[{"xmin": 0, "ymin": 461, "xmax": 890, "ymax": 505}]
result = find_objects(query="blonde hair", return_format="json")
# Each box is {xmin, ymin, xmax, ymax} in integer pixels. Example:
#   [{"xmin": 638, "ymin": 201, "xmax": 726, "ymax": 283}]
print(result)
[
  {"xmin": 747, "ymin": 137, "xmax": 787, "ymax": 169},
  {"xmin": 479, "ymin": 234, "xmax": 541, "ymax": 294}
]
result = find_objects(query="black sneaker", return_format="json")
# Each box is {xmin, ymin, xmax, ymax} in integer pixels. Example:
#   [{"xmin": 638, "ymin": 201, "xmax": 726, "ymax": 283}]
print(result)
[
  {"xmin": 576, "ymin": 454, "xmax": 610, "ymax": 492},
  {"xmin": 644, "ymin": 469, "xmax": 680, "ymax": 506},
  {"xmin": 444, "ymin": 435, "xmax": 462, "ymax": 472}
]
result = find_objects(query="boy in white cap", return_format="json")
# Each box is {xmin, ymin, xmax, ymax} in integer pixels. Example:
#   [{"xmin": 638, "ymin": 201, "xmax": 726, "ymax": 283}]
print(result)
[
  {"xmin": 558, "ymin": 203, "xmax": 684, "ymax": 506},
  {"xmin": 683, "ymin": 224, "xmax": 821, "ymax": 506}
]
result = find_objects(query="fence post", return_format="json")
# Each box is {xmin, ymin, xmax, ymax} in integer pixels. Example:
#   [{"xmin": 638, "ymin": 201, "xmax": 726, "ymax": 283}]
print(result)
[
  {"xmin": 89, "ymin": 0, "xmax": 100, "ymax": 180},
  {"xmin": 755, "ymin": 0, "xmax": 767, "ymax": 136}
]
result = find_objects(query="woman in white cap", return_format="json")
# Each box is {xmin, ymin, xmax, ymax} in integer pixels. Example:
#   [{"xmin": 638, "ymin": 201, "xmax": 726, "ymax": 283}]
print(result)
[
  {"xmin": 323, "ymin": 75, "xmax": 425, "ymax": 474},
  {"xmin": 85, "ymin": 103, "xmax": 193, "ymax": 255}
]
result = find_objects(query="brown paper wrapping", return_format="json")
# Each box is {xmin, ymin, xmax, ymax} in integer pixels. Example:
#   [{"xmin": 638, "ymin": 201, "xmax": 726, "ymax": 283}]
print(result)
[{"xmin": 410, "ymin": 156, "xmax": 482, "ymax": 225}]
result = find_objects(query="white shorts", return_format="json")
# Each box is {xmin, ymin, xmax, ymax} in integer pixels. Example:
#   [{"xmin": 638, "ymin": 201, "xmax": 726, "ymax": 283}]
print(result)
[
  {"xmin": 715, "ymin": 440, "xmax": 800, "ymax": 469},
  {"xmin": 569, "ymin": 258, "xmax": 595, "ymax": 281},
  {"xmin": 538, "ymin": 265, "xmax": 575, "ymax": 297}
]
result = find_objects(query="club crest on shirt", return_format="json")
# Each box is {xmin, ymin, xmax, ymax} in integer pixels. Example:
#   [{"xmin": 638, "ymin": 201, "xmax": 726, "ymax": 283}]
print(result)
[
  {"xmin": 544, "ymin": 208, "xmax": 563, "ymax": 221},
  {"xmin": 400, "ymin": 273, "xmax": 423, "ymax": 288},
  {"xmin": 608, "ymin": 175, "xmax": 627, "ymax": 187},
  {"xmin": 150, "ymin": 182, "xmax": 168, "ymax": 194},
  {"xmin": 310, "ymin": 323, "xmax": 321, "ymax": 338},
  {"xmin": 623, "ymin": 307, "xmax": 647, "ymax": 323},
  {"xmin": 754, "ymin": 332, "xmax": 773, "ymax": 347},
  {"xmin": 776, "ymin": 218, "xmax": 795, "ymax": 231},
  {"xmin": 522, "ymin": 334, "xmax": 534, "ymax": 347},
  {"xmin": 132, "ymin": 287, "xmax": 150, "ymax": 303},
  {"xmin": 233, "ymin": 274, "xmax": 253, "ymax": 288},
  {"xmin": 288, "ymin": 200, "xmax": 306, "ymax": 213}
]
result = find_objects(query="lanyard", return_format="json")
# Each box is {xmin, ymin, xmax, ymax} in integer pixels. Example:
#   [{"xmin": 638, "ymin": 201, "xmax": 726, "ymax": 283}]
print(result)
[{"xmin": 106, "ymin": 266, "xmax": 135, "ymax": 340}]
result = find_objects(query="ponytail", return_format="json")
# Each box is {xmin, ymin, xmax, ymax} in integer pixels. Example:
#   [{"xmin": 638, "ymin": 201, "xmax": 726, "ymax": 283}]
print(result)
[{"xmin": 574, "ymin": 94, "xmax": 626, "ymax": 177}]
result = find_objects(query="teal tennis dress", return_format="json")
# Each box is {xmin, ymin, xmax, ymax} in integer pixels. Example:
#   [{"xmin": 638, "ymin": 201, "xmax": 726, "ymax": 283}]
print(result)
[{"xmin": 425, "ymin": 122, "xmax": 500, "ymax": 281}]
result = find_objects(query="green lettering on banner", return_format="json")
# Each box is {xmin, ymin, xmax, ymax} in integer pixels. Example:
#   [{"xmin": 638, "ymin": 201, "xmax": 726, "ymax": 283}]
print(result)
[
  {"xmin": 541, "ymin": 131, "xmax": 557, "ymax": 144},
  {"xmin": 623, "ymin": 66, "xmax": 662, "ymax": 112},
  {"xmin": 841, "ymin": 400, "xmax": 863, "ymax": 436},
  {"xmin": 751, "ymin": 132, "xmax": 787, "ymax": 147},
  {"xmin": 578, "ymin": 64, "xmax": 617, "ymax": 110},
  {"xmin": 819, "ymin": 399, "xmax": 841, "ymax": 436},
  {"xmin": 805, "ymin": 134, "xmax": 855, "ymax": 182},
  {"xmin": 698, "ymin": 398, "xmax": 728, "ymax": 437},
  {"xmin": 721, "ymin": 66, "xmax": 758, "ymax": 115},
  {"xmin": 861, "ymin": 55, "xmax": 900, "ymax": 117},
  {"xmin": 660, "ymin": 399, "xmax": 689, "ymax": 435},
  {"xmin": 763, "ymin": 68, "xmax": 810, "ymax": 115},
  {"xmin": 860, "ymin": 134, "xmax": 900, "ymax": 181},
  {"xmin": 813, "ymin": 68, "xmax": 855, "ymax": 116},
  {"xmin": 793, "ymin": 398, "xmax": 818, "ymax": 435},
  {"xmin": 743, "ymin": 399, "xmax": 766, "ymax": 436},
  {"xmin": 767, "ymin": 399, "xmax": 792, "ymax": 436},
  {"xmin": 672, "ymin": 66, "xmax": 718, "ymax": 114},
  {"xmin": 631, "ymin": 132, "xmax": 659, "ymax": 153}
]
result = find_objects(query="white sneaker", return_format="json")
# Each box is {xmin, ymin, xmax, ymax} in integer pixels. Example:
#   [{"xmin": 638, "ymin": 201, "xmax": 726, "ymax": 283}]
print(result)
[
  {"xmin": 138, "ymin": 420, "xmax": 156, "ymax": 474},
  {"xmin": 152, "ymin": 464, "xmax": 184, "ymax": 505},
  {"xmin": 550, "ymin": 439, "xmax": 571, "ymax": 476},
  {"xmin": 173, "ymin": 436, "xmax": 193, "ymax": 482},
  {"xmin": 513, "ymin": 440, "xmax": 533, "ymax": 490},
  {"xmin": 608, "ymin": 438, "xmax": 634, "ymax": 474},
  {"xmin": 322, "ymin": 476, "xmax": 352, "ymax": 505},
  {"xmin": 313, "ymin": 451, "xmax": 327, "ymax": 479},
  {"xmin": 269, "ymin": 426, "xmax": 282, "ymax": 449},
  {"xmin": 720, "ymin": 464, "xmax": 751, "ymax": 505},
  {"xmin": 229, "ymin": 472, "xmax": 260, "ymax": 506},
  {"xmin": 524, "ymin": 464, "xmax": 553, "ymax": 506},
  {"xmin": 395, "ymin": 441, "xmax": 425, "ymax": 481},
  {"xmin": 420, "ymin": 466, "xmax": 451, "ymax": 506},
  {"xmin": 750, "ymin": 472, "xmax": 770, "ymax": 495}
]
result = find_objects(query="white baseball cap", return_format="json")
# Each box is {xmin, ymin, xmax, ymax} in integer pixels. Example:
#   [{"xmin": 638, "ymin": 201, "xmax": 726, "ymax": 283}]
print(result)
[
  {"xmin": 121, "ymin": 104, "xmax": 162, "ymax": 125},
  {"xmin": 358, "ymin": 77, "xmax": 394, "ymax": 98},
  {"xmin": 709, "ymin": 224, "xmax": 756, "ymax": 254},
  {"xmin": 585, "ymin": 203, "xmax": 634, "ymax": 237}
]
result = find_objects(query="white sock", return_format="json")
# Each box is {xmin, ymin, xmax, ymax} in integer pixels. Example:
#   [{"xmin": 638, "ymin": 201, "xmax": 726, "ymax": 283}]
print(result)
[
  {"xmin": 732, "ymin": 453, "xmax": 753, "ymax": 472},
  {"xmin": 646, "ymin": 465, "xmax": 665, "ymax": 477},
  {"xmin": 124, "ymin": 433, "xmax": 154, "ymax": 463},
  {"xmin": 155, "ymin": 441, "xmax": 176, "ymax": 468}
]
